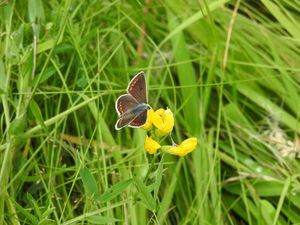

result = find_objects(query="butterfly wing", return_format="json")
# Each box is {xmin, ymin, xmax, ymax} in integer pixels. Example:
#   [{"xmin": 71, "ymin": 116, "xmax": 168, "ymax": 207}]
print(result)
[
  {"xmin": 115, "ymin": 94, "xmax": 139, "ymax": 116},
  {"xmin": 115, "ymin": 71, "xmax": 148, "ymax": 130},
  {"xmin": 129, "ymin": 110, "xmax": 148, "ymax": 128},
  {"xmin": 115, "ymin": 112, "xmax": 138, "ymax": 130},
  {"xmin": 127, "ymin": 71, "xmax": 147, "ymax": 103}
]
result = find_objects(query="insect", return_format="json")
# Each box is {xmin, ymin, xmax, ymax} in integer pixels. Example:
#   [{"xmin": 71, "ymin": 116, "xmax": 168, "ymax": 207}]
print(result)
[{"xmin": 115, "ymin": 71, "xmax": 150, "ymax": 130}]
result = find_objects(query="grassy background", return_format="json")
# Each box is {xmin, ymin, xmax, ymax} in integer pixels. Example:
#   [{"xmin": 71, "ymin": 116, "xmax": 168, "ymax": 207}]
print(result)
[{"xmin": 1, "ymin": 0, "xmax": 300, "ymax": 224}]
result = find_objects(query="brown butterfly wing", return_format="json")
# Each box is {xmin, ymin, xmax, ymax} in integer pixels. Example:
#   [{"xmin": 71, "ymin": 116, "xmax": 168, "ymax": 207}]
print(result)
[
  {"xmin": 127, "ymin": 71, "xmax": 147, "ymax": 103},
  {"xmin": 115, "ymin": 94, "xmax": 139, "ymax": 116},
  {"xmin": 129, "ymin": 110, "xmax": 148, "ymax": 128},
  {"xmin": 115, "ymin": 112, "xmax": 137, "ymax": 130}
]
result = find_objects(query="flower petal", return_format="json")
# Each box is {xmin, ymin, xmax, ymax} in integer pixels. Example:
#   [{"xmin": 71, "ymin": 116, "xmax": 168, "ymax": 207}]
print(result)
[
  {"xmin": 180, "ymin": 137, "xmax": 197, "ymax": 154},
  {"xmin": 158, "ymin": 109, "xmax": 174, "ymax": 135},
  {"xmin": 149, "ymin": 108, "xmax": 164, "ymax": 130},
  {"xmin": 161, "ymin": 137, "xmax": 197, "ymax": 156},
  {"xmin": 144, "ymin": 136, "xmax": 161, "ymax": 154},
  {"xmin": 142, "ymin": 109, "xmax": 154, "ymax": 130}
]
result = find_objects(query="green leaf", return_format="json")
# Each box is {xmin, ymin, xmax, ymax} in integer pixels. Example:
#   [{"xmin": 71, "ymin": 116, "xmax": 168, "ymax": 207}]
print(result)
[
  {"xmin": 0, "ymin": 57, "xmax": 6, "ymax": 92},
  {"xmin": 80, "ymin": 168, "xmax": 99, "ymax": 200},
  {"xmin": 0, "ymin": 3, "xmax": 13, "ymax": 27},
  {"xmin": 28, "ymin": 0, "xmax": 45, "ymax": 23},
  {"xmin": 38, "ymin": 219, "xmax": 56, "ymax": 225},
  {"xmin": 26, "ymin": 193, "xmax": 41, "ymax": 218},
  {"xmin": 31, "ymin": 66, "xmax": 57, "ymax": 86},
  {"xmin": 13, "ymin": 198, "xmax": 39, "ymax": 225},
  {"xmin": 223, "ymin": 102, "xmax": 252, "ymax": 129},
  {"xmin": 280, "ymin": 202, "xmax": 300, "ymax": 224},
  {"xmin": 99, "ymin": 179, "xmax": 132, "ymax": 203},
  {"xmin": 76, "ymin": 77, "xmax": 88, "ymax": 88},
  {"xmin": 13, "ymin": 24, "xmax": 24, "ymax": 50},
  {"xmin": 225, "ymin": 181, "xmax": 285, "ymax": 197},
  {"xmin": 29, "ymin": 100, "xmax": 48, "ymax": 133},
  {"xmin": 288, "ymin": 191, "xmax": 300, "ymax": 208},
  {"xmin": 223, "ymin": 193, "xmax": 248, "ymax": 221},
  {"xmin": 39, "ymin": 205, "xmax": 56, "ymax": 225},
  {"xmin": 261, "ymin": 0, "xmax": 300, "ymax": 39},
  {"xmin": 237, "ymin": 83, "xmax": 300, "ymax": 132},
  {"xmin": 154, "ymin": 155, "xmax": 164, "ymax": 199},
  {"xmin": 8, "ymin": 113, "xmax": 27, "ymax": 136},
  {"xmin": 253, "ymin": 181, "xmax": 284, "ymax": 196},
  {"xmin": 260, "ymin": 200, "xmax": 276, "ymax": 225},
  {"xmin": 37, "ymin": 39, "xmax": 56, "ymax": 54},
  {"xmin": 167, "ymin": 11, "xmax": 200, "ymax": 134},
  {"xmin": 134, "ymin": 177, "xmax": 156, "ymax": 211},
  {"xmin": 40, "ymin": 204, "xmax": 56, "ymax": 219},
  {"xmin": 86, "ymin": 215, "xmax": 120, "ymax": 224}
]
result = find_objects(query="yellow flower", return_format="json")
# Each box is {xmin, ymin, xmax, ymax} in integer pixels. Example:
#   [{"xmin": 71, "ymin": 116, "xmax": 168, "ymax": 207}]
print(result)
[
  {"xmin": 143, "ymin": 108, "xmax": 174, "ymax": 136},
  {"xmin": 142, "ymin": 108, "xmax": 155, "ymax": 130},
  {"xmin": 162, "ymin": 137, "xmax": 197, "ymax": 156},
  {"xmin": 144, "ymin": 136, "xmax": 161, "ymax": 154},
  {"xmin": 154, "ymin": 108, "xmax": 174, "ymax": 136}
]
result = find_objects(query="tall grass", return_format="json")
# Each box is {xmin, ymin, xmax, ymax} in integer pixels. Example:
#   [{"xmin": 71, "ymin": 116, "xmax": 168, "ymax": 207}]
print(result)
[{"xmin": 1, "ymin": 0, "xmax": 300, "ymax": 224}]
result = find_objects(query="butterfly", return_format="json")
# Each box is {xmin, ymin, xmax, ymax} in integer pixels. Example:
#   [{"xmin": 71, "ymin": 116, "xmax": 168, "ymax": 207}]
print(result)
[{"xmin": 115, "ymin": 71, "xmax": 150, "ymax": 130}]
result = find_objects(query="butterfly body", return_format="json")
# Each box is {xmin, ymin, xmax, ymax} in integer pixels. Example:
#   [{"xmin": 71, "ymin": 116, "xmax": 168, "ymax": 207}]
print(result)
[
  {"xmin": 130, "ymin": 103, "xmax": 149, "ymax": 115},
  {"xmin": 115, "ymin": 72, "xmax": 149, "ymax": 130}
]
